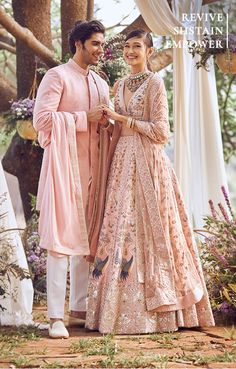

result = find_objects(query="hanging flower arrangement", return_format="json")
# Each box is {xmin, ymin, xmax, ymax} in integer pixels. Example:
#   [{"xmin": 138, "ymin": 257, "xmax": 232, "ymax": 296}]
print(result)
[
  {"xmin": 188, "ymin": 34, "xmax": 236, "ymax": 73},
  {"xmin": 8, "ymin": 98, "xmax": 37, "ymax": 140}
]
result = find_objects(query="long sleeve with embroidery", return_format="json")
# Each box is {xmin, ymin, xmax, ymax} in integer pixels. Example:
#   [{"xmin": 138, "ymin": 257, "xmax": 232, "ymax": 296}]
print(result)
[{"xmin": 133, "ymin": 75, "xmax": 170, "ymax": 144}]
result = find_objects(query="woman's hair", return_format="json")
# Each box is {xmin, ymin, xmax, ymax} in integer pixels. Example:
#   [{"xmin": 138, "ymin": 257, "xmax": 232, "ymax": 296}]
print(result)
[
  {"xmin": 125, "ymin": 29, "xmax": 153, "ymax": 48},
  {"xmin": 69, "ymin": 20, "xmax": 105, "ymax": 54}
]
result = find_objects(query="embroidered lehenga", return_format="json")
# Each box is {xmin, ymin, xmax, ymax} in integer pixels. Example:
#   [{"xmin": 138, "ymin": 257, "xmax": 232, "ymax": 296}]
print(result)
[{"xmin": 86, "ymin": 73, "xmax": 214, "ymax": 334}]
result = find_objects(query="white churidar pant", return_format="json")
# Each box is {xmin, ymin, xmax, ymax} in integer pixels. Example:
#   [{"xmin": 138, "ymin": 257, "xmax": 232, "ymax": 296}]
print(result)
[{"xmin": 47, "ymin": 252, "xmax": 89, "ymax": 319}]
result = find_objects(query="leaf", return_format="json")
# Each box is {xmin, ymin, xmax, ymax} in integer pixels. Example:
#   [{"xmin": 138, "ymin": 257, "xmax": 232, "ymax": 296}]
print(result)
[
  {"xmin": 228, "ymin": 284, "xmax": 236, "ymax": 293},
  {"xmin": 222, "ymin": 287, "xmax": 232, "ymax": 302}
]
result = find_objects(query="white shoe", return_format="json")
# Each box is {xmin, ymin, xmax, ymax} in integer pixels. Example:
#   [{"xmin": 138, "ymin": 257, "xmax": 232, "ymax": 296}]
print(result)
[{"xmin": 49, "ymin": 321, "xmax": 69, "ymax": 339}]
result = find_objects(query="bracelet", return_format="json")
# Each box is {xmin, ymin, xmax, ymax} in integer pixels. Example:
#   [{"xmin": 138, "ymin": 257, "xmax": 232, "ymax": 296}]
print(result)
[
  {"xmin": 126, "ymin": 117, "xmax": 132, "ymax": 128},
  {"xmin": 131, "ymin": 118, "xmax": 136, "ymax": 129},
  {"xmin": 126, "ymin": 117, "xmax": 136, "ymax": 129}
]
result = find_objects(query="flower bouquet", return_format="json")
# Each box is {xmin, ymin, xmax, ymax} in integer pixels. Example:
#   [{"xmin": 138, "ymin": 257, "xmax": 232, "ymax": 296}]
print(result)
[{"xmin": 10, "ymin": 98, "xmax": 37, "ymax": 140}]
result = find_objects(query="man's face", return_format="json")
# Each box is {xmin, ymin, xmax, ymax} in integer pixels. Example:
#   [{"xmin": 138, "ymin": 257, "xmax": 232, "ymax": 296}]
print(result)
[{"xmin": 76, "ymin": 32, "xmax": 105, "ymax": 66}]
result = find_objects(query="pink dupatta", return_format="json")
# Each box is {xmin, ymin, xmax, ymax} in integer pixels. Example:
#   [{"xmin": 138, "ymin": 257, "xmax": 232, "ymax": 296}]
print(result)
[{"xmin": 36, "ymin": 112, "xmax": 89, "ymax": 255}]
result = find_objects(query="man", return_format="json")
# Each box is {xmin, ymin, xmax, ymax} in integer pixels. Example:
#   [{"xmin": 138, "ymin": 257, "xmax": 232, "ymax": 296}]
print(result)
[{"xmin": 33, "ymin": 20, "xmax": 109, "ymax": 338}]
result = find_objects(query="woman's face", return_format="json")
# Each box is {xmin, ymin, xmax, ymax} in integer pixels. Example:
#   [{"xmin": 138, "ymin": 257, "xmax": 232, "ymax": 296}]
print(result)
[{"xmin": 123, "ymin": 36, "xmax": 150, "ymax": 68}]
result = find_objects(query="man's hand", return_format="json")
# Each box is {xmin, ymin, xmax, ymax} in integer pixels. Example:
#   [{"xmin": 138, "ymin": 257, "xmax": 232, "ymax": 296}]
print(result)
[{"xmin": 87, "ymin": 105, "xmax": 104, "ymax": 123}]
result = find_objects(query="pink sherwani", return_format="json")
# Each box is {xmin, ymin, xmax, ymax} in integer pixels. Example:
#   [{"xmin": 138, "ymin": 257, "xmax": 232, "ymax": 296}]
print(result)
[{"xmin": 33, "ymin": 59, "xmax": 109, "ymax": 255}]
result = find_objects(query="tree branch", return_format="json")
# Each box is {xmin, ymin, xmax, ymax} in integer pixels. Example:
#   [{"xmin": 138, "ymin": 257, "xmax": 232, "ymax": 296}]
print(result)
[
  {"xmin": 0, "ymin": 40, "xmax": 15, "ymax": 53},
  {"xmin": 202, "ymin": 0, "xmax": 219, "ymax": 4},
  {"xmin": 150, "ymin": 48, "xmax": 173, "ymax": 72},
  {"xmin": 106, "ymin": 13, "xmax": 132, "ymax": 31},
  {"xmin": 0, "ymin": 26, "xmax": 15, "ymax": 46},
  {"xmin": 0, "ymin": 70, "xmax": 16, "ymax": 111},
  {"xmin": 167, "ymin": 0, "xmax": 219, "ymax": 7},
  {"xmin": 0, "ymin": 6, "xmax": 60, "ymax": 68}
]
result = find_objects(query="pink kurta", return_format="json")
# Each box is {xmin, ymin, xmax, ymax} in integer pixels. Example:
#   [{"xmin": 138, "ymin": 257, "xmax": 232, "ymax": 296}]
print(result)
[{"xmin": 33, "ymin": 59, "xmax": 109, "ymax": 255}]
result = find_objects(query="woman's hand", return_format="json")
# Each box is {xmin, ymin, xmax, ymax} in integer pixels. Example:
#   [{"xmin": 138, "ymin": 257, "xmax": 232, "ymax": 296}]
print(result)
[{"xmin": 102, "ymin": 106, "xmax": 126, "ymax": 123}]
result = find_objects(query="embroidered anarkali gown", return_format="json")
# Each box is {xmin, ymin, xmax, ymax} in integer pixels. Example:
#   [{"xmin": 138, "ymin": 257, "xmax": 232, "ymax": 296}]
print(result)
[{"xmin": 86, "ymin": 73, "xmax": 214, "ymax": 334}]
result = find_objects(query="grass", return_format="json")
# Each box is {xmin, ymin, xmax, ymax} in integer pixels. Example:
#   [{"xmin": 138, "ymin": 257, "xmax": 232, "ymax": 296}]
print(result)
[
  {"xmin": 1, "ymin": 320, "xmax": 236, "ymax": 368},
  {"xmin": 168, "ymin": 350, "xmax": 236, "ymax": 365},
  {"xmin": 11, "ymin": 355, "xmax": 34, "ymax": 368},
  {"xmin": 0, "ymin": 326, "xmax": 43, "ymax": 361},
  {"xmin": 147, "ymin": 332, "xmax": 180, "ymax": 348},
  {"xmin": 69, "ymin": 334, "xmax": 120, "ymax": 357},
  {"xmin": 224, "ymin": 325, "xmax": 236, "ymax": 340},
  {"xmin": 0, "ymin": 128, "xmax": 14, "ymax": 156}
]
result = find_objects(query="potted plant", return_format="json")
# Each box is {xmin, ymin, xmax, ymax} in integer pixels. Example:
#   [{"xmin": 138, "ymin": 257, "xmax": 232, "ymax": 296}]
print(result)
[
  {"xmin": 10, "ymin": 98, "xmax": 37, "ymax": 140},
  {"xmin": 188, "ymin": 34, "xmax": 236, "ymax": 74}
]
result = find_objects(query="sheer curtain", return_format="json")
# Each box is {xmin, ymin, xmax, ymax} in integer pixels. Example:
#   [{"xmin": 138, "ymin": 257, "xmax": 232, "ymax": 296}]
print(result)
[
  {"xmin": 0, "ymin": 161, "xmax": 34, "ymax": 326},
  {"xmin": 135, "ymin": 0, "xmax": 228, "ymax": 227}
]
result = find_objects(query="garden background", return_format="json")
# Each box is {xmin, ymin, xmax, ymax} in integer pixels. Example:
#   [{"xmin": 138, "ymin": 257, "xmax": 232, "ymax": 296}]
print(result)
[{"xmin": 0, "ymin": 0, "xmax": 236, "ymax": 368}]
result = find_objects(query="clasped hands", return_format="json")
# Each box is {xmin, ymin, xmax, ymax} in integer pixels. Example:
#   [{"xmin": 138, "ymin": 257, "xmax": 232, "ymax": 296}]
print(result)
[{"xmin": 87, "ymin": 104, "xmax": 121, "ymax": 125}]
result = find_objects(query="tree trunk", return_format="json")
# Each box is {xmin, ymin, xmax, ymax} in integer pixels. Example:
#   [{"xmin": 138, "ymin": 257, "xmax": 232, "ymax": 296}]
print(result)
[
  {"xmin": 0, "ymin": 71, "xmax": 16, "ymax": 111},
  {"xmin": 2, "ymin": 1, "xmax": 53, "ymax": 221},
  {"xmin": 12, "ymin": 0, "xmax": 53, "ymax": 98},
  {"xmin": 61, "ymin": 0, "xmax": 88, "ymax": 59},
  {"xmin": 1, "ymin": 134, "xmax": 44, "ymax": 221},
  {"xmin": 87, "ymin": 0, "xmax": 94, "ymax": 20},
  {"xmin": 0, "ymin": 7, "xmax": 59, "ymax": 69}
]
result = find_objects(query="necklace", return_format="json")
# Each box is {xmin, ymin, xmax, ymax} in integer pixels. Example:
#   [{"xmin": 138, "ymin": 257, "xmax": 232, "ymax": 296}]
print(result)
[{"xmin": 125, "ymin": 71, "xmax": 151, "ymax": 93}]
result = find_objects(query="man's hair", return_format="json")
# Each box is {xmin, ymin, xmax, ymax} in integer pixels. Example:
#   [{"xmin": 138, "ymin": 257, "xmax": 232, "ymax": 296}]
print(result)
[
  {"xmin": 69, "ymin": 20, "xmax": 105, "ymax": 54},
  {"xmin": 125, "ymin": 29, "xmax": 153, "ymax": 48}
]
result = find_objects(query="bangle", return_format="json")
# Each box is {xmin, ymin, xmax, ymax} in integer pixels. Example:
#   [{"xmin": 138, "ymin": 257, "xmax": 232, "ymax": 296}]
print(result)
[
  {"xmin": 131, "ymin": 118, "xmax": 136, "ymax": 129},
  {"xmin": 126, "ymin": 117, "xmax": 132, "ymax": 128}
]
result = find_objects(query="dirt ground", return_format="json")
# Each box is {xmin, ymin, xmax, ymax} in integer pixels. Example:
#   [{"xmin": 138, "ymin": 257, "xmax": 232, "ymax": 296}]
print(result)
[{"xmin": 0, "ymin": 305, "xmax": 236, "ymax": 369}]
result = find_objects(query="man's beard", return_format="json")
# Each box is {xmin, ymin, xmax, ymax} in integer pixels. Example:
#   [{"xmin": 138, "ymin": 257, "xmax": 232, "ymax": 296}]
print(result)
[{"xmin": 82, "ymin": 45, "xmax": 100, "ymax": 66}]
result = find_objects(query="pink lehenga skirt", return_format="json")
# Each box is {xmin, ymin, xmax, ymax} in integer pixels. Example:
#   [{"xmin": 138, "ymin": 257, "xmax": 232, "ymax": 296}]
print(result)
[{"xmin": 86, "ymin": 136, "xmax": 214, "ymax": 334}]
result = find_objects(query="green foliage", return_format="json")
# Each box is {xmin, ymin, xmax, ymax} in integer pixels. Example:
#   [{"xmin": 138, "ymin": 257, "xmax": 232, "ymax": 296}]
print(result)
[
  {"xmin": 23, "ymin": 196, "xmax": 47, "ymax": 303},
  {"xmin": 69, "ymin": 334, "xmax": 119, "ymax": 358},
  {"xmin": 216, "ymin": 69, "xmax": 236, "ymax": 162},
  {"xmin": 163, "ymin": 69, "xmax": 173, "ymax": 132},
  {"xmin": 197, "ymin": 187, "xmax": 236, "ymax": 319},
  {"xmin": 148, "ymin": 332, "xmax": 180, "ymax": 348},
  {"xmin": 188, "ymin": 34, "xmax": 236, "ymax": 71}
]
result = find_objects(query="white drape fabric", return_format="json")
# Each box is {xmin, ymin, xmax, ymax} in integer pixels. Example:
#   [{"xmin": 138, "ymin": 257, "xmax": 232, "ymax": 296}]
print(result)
[
  {"xmin": 135, "ymin": 0, "xmax": 228, "ymax": 226},
  {"xmin": 0, "ymin": 161, "xmax": 34, "ymax": 326}
]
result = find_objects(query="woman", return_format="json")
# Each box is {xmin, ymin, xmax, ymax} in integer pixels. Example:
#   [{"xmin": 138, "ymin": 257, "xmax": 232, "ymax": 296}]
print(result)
[{"xmin": 86, "ymin": 29, "xmax": 214, "ymax": 334}]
